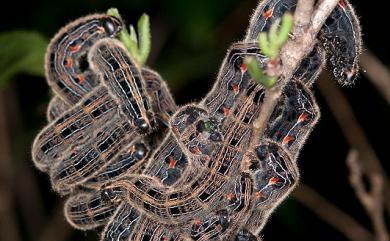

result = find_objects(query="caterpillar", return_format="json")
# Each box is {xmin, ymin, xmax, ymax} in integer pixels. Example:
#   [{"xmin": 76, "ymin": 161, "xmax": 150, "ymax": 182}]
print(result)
[{"xmin": 32, "ymin": 0, "xmax": 361, "ymax": 240}]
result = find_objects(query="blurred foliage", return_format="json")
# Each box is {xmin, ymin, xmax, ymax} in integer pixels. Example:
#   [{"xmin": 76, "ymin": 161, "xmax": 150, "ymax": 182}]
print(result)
[{"xmin": 0, "ymin": 31, "xmax": 47, "ymax": 88}]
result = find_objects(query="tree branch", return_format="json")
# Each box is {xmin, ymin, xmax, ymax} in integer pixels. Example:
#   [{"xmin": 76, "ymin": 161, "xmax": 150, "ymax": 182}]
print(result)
[
  {"xmin": 360, "ymin": 48, "xmax": 390, "ymax": 104},
  {"xmin": 346, "ymin": 150, "xmax": 389, "ymax": 241},
  {"xmin": 293, "ymin": 184, "xmax": 375, "ymax": 241},
  {"xmin": 317, "ymin": 73, "xmax": 390, "ymax": 214},
  {"xmin": 252, "ymin": 0, "xmax": 340, "ymax": 144}
]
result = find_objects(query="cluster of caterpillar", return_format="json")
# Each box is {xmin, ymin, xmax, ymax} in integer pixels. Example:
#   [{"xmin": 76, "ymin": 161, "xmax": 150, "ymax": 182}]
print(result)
[{"xmin": 32, "ymin": 0, "xmax": 361, "ymax": 240}]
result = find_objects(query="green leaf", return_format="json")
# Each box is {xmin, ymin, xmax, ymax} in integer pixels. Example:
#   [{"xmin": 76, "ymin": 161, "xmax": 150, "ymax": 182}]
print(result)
[
  {"xmin": 257, "ymin": 13, "xmax": 293, "ymax": 61},
  {"xmin": 121, "ymin": 24, "xmax": 141, "ymax": 61},
  {"xmin": 258, "ymin": 32, "xmax": 273, "ymax": 58},
  {"xmin": 245, "ymin": 56, "xmax": 265, "ymax": 81},
  {"xmin": 0, "ymin": 30, "xmax": 48, "ymax": 88},
  {"xmin": 129, "ymin": 25, "xmax": 138, "ymax": 45},
  {"xmin": 137, "ymin": 13, "xmax": 151, "ymax": 65},
  {"xmin": 107, "ymin": 8, "xmax": 122, "ymax": 21},
  {"xmin": 245, "ymin": 57, "xmax": 277, "ymax": 89},
  {"xmin": 269, "ymin": 18, "xmax": 281, "ymax": 53},
  {"xmin": 277, "ymin": 13, "xmax": 293, "ymax": 46}
]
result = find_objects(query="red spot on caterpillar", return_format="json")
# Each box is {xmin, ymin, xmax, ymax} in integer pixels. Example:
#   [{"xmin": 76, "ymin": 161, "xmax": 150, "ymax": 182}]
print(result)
[
  {"xmin": 338, "ymin": 0, "xmax": 347, "ymax": 8},
  {"xmin": 77, "ymin": 74, "xmax": 85, "ymax": 84},
  {"xmin": 223, "ymin": 107, "xmax": 230, "ymax": 116},
  {"xmin": 97, "ymin": 26, "xmax": 105, "ymax": 33},
  {"xmin": 298, "ymin": 112, "xmax": 308, "ymax": 123},
  {"xmin": 129, "ymin": 146, "xmax": 137, "ymax": 155},
  {"xmin": 194, "ymin": 219, "xmax": 202, "ymax": 227},
  {"xmin": 240, "ymin": 63, "xmax": 247, "ymax": 72},
  {"xmin": 190, "ymin": 146, "xmax": 202, "ymax": 155},
  {"xmin": 263, "ymin": 8, "xmax": 273, "ymax": 19},
  {"xmin": 70, "ymin": 44, "xmax": 80, "ymax": 52},
  {"xmin": 255, "ymin": 191, "xmax": 263, "ymax": 198},
  {"xmin": 226, "ymin": 192, "xmax": 236, "ymax": 201},
  {"xmin": 216, "ymin": 224, "xmax": 223, "ymax": 231},
  {"xmin": 168, "ymin": 157, "xmax": 177, "ymax": 169},
  {"xmin": 172, "ymin": 127, "xmax": 179, "ymax": 134},
  {"xmin": 65, "ymin": 58, "xmax": 73, "ymax": 68},
  {"xmin": 269, "ymin": 177, "xmax": 280, "ymax": 185},
  {"xmin": 231, "ymin": 84, "xmax": 239, "ymax": 94},
  {"xmin": 282, "ymin": 135, "xmax": 294, "ymax": 145},
  {"xmin": 155, "ymin": 176, "xmax": 162, "ymax": 183}
]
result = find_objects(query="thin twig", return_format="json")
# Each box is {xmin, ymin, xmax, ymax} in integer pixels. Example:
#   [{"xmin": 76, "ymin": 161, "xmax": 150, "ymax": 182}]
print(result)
[
  {"xmin": 360, "ymin": 48, "xmax": 390, "ymax": 104},
  {"xmin": 346, "ymin": 150, "xmax": 389, "ymax": 241},
  {"xmin": 293, "ymin": 184, "xmax": 375, "ymax": 241},
  {"xmin": 317, "ymin": 72, "xmax": 390, "ymax": 214},
  {"xmin": 251, "ymin": 0, "xmax": 340, "ymax": 145},
  {"xmin": 294, "ymin": 0, "xmax": 314, "ymax": 29}
]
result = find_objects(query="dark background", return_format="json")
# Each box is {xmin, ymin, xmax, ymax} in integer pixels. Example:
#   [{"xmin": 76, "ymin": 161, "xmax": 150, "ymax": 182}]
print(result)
[{"xmin": 0, "ymin": 0, "xmax": 388, "ymax": 240}]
